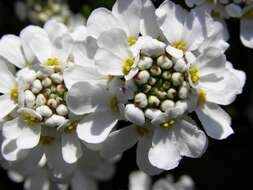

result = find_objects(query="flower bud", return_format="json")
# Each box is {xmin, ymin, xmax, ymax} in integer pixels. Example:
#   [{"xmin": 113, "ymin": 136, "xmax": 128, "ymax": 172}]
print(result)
[
  {"xmin": 157, "ymin": 55, "xmax": 173, "ymax": 69},
  {"xmin": 43, "ymin": 88, "xmax": 51, "ymax": 97},
  {"xmin": 144, "ymin": 108, "xmax": 162, "ymax": 120},
  {"xmin": 138, "ymin": 56, "xmax": 153, "ymax": 70},
  {"xmin": 171, "ymin": 72, "xmax": 184, "ymax": 86},
  {"xmin": 36, "ymin": 71, "xmax": 45, "ymax": 80},
  {"xmin": 150, "ymin": 65, "xmax": 162, "ymax": 76},
  {"xmin": 134, "ymin": 93, "xmax": 148, "ymax": 108},
  {"xmin": 42, "ymin": 77, "xmax": 52, "ymax": 87},
  {"xmin": 24, "ymin": 90, "xmax": 35, "ymax": 108},
  {"xmin": 157, "ymin": 91, "xmax": 167, "ymax": 100},
  {"xmin": 148, "ymin": 77, "xmax": 156, "ymax": 86},
  {"xmin": 135, "ymin": 70, "xmax": 150, "ymax": 85},
  {"xmin": 162, "ymin": 81, "xmax": 171, "ymax": 90},
  {"xmin": 47, "ymin": 99, "xmax": 58, "ymax": 109},
  {"xmin": 56, "ymin": 104, "xmax": 68, "ymax": 116},
  {"xmin": 142, "ymin": 84, "xmax": 152, "ymax": 93},
  {"xmin": 178, "ymin": 86, "xmax": 189, "ymax": 99},
  {"xmin": 18, "ymin": 68, "xmax": 36, "ymax": 86},
  {"xmin": 161, "ymin": 100, "xmax": 175, "ymax": 112},
  {"xmin": 162, "ymin": 71, "xmax": 172, "ymax": 80},
  {"xmin": 175, "ymin": 100, "xmax": 188, "ymax": 115},
  {"xmin": 56, "ymin": 84, "xmax": 65, "ymax": 95},
  {"xmin": 225, "ymin": 3, "xmax": 242, "ymax": 18},
  {"xmin": 36, "ymin": 94, "xmax": 46, "ymax": 106},
  {"xmin": 51, "ymin": 73, "xmax": 63, "ymax": 84},
  {"xmin": 167, "ymin": 88, "xmax": 177, "ymax": 99},
  {"xmin": 45, "ymin": 114, "xmax": 66, "ymax": 127},
  {"xmin": 31, "ymin": 79, "xmax": 42, "ymax": 94},
  {"xmin": 174, "ymin": 58, "xmax": 187, "ymax": 73},
  {"xmin": 36, "ymin": 105, "xmax": 53, "ymax": 118},
  {"xmin": 148, "ymin": 95, "xmax": 160, "ymax": 107}
]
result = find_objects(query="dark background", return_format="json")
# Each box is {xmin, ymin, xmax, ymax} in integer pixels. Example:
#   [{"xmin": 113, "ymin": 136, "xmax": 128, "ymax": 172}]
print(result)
[{"xmin": 0, "ymin": 0, "xmax": 252, "ymax": 190}]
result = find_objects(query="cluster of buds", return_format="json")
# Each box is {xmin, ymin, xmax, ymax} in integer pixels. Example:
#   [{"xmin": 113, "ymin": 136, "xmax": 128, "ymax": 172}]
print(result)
[
  {"xmin": 23, "ymin": 68, "xmax": 69, "ymax": 128},
  {"xmin": 132, "ymin": 52, "xmax": 192, "ymax": 121}
]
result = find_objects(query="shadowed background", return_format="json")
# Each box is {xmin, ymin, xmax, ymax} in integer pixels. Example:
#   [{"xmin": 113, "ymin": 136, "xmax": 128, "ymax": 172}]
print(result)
[{"xmin": 0, "ymin": 0, "xmax": 252, "ymax": 189}]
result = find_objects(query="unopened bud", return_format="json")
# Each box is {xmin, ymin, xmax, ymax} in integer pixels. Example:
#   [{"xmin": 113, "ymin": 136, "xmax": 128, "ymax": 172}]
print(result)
[
  {"xmin": 134, "ymin": 93, "xmax": 148, "ymax": 108},
  {"xmin": 171, "ymin": 72, "xmax": 184, "ymax": 86},
  {"xmin": 178, "ymin": 86, "xmax": 189, "ymax": 99},
  {"xmin": 47, "ymin": 99, "xmax": 58, "ymax": 109},
  {"xmin": 42, "ymin": 77, "xmax": 52, "ymax": 87},
  {"xmin": 36, "ymin": 71, "xmax": 45, "ymax": 79},
  {"xmin": 45, "ymin": 114, "xmax": 66, "ymax": 127},
  {"xmin": 174, "ymin": 59, "xmax": 187, "ymax": 73},
  {"xmin": 162, "ymin": 71, "xmax": 172, "ymax": 80},
  {"xmin": 148, "ymin": 95, "xmax": 160, "ymax": 107},
  {"xmin": 36, "ymin": 105, "xmax": 53, "ymax": 118},
  {"xmin": 135, "ymin": 70, "xmax": 150, "ymax": 85},
  {"xmin": 43, "ymin": 88, "xmax": 51, "ymax": 97},
  {"xmin": 56, "ymin": 84, "xmax": 65, "ymax": 95},
  {"xmin": 36, "ymin": 94, "xmax": 46, "ymax": 106},
  {"xmin": 51, "ymin": 73, "xmax": 63, "ymax": 84},
  {"xmin": 157, "ymin": 91, "xmax": 167, "ymax": 100},
  {"xmin": 157, "ymin": 55, "xmax": 173, "ymax": 69},
  {"xmin": 150, "ymin": 65, "xmax": 162, "ymax": 76},
  {"xmin": 148, "ymin": 77, "xmax": 156, "ymax": 86},
  {"xmin": 162, "ymin": 81, "xmax": 171, "ymax": 90},
  {"xmin": 142, "ymin": 84, "xmax": 152, "ymax": 93},
  {"xmin": 24, "ymin": 90, "xmax": 35, "ymax": 108},
  {"xmin": 144, "ymin": 108, "xmax": 162, "ymax": 120},
  {"xmin": 31, "ymin": 79, "xmax": 42, "ymax": 94},
  {"xmin": 138, "ymin": 56, "xmax": 153, "ymax": 70},
  {"xmin": 161, "ymin": 100, "xmax": 175, "ymax": 112},
  {"xmin": 167, "ymin": 88, "xmax": 177, "ymax": 99},
  {"xmin": 56, "ymin": 104, "xmax": 68, "ymax": 116}
]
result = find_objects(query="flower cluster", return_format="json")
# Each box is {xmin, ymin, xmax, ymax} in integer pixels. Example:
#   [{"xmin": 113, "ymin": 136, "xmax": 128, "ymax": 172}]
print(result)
[
  {"xmin": 0, "ymin": 0, "xmax": 247, "ymax": 189},
  {"xmin": 185, "ymin": 0, "xmax": 253, "ymax": 48}
]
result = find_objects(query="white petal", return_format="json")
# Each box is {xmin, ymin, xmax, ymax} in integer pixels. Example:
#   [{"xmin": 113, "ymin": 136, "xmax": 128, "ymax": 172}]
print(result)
[
  {"xmin": 71, "ymin": 170, "xmax": 98, "ymax": 190},
  {"xmin": 62, "ymin": 133, "xmax": 83, "ymax": 164},
  {"xmin": 71, "ymin": 26, "xmax": 88, "ymax": 42},
  {"xmin": 140, "ymin": 0, "xmax": 161, "ymax": 38},
  {"xmin": 174, "ymin": 118, "xmax": 208, "ymax": 158},
  {"xmin": 95, "ymin": 48, "xmax": 124, "ymax": 76},
  {"xmin": 8, "ymin": 171, "xmax": 24, "ymax": 183},
  {"xmin": 0, "ymin": 95, "xmax": 17, "ymax": 120},
  {"xmin": 101, "ymin": 125, "xmax": 139, "ymax": 159},
  {"xmin": 196, "ymin": 102, "xmax": 233, "ymax": 140},
  {"xmin": 2, "ymin": 118, "xmax": 22, "ymax": 139},
  {"xmin": 24, "ymin": 168, "xmax": 50, "ymax": 190},
  {"xmin": 0, "ymin": 35, "xmax": 26, "ymax": 68},
  {"xmin": 149, "ymin": 127, "xmax": 181, "ymax": 170},
  {"xmin": 87, "ymin": 8, "xmax": 124, "ymax": 38},
  {"xmin": 29, "ymin": 35, "xmax": 53, "ymax": 64},
  {"xmin": 20, "ymin": 25, "xmax": 47, "ymax": 62},
  {"xmin": 0, "ymin": 59, "xmax": 16, "ymax": 94},
  {"xmin": 125, "ymin": 104, "xmax": 145, "ymax": 125},
  {"xmin": 63, "ymin": 65, "xmax": 105, "ymax": 89},
  {"xmin": 112, "ymin": 0, "xmax": 142, "ymax": 37},
  {"xmin": 98, "ymin": 28, "xmax": 130, "ymax": 59},
  {"xmin": 137, "ymin": 135, "xmax": 163, "ymax": 175},
  {"xmin": 77, "ymin": 111, "xmax": 118, "ymax": 144},
  {"xmin": 16, "ymin": 124, "xmax": 41, "ymax": 149},
  {"xmin": 166, "ymin": 45, "xmax": 183, "ymax": 59},
  {"xmin": 240, "ymin": 18, "xmax": 253, "ymax": 48},
  {"xmin": 156, "ymin": 0, "xmax": 187, "ymax": 44},
  {"xmin": 66, "ymin": 81, "xmax": 100, "ymax": 115},
  {"xmin": 129, "ymin": 171, "xmax": 151, "ymax": 190},
  {"xmin": 44, "ymin": 20, "xmax": 68, "ymax": 42},
  {"xmin": 1, "ymin": 139, "xmax": 29, "ymax": 161}
]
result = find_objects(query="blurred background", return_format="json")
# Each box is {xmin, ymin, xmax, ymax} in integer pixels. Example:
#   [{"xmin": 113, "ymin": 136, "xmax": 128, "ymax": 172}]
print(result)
[{"xmin": 0, "ymin": 0, "xmax": 252, "ymax": 190}]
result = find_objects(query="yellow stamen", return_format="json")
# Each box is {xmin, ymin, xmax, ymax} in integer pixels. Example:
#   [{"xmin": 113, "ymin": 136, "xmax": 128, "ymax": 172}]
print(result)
[
  {"xmin": 10, "ymin": 86, "xmax": 18, "ymax": 103},
  {"xmin": 161, "ymin": 119, "xmax": 176, "ymax": 129},
  {"xmin": 136, "ymin": 126, "xmax": 150, "ymax": 137},
  {"xmin": 172, "ymin": 40, "xmax": 187, "ymax": 52},
  {"xmin": 40, "ymin": 136, "xmax": 55, "ymax": 145},
  {"xmin": 211, "ymin": 10, "xmax": 220, "ymax": 17},
  {"xmin": 128, "ymin": 36, "xmax": 137, "ymax": 46},
  {"xmin": 46, "ymin": 57, "xmax": 61, "ymax": 66},
  {"xmin": 64, "ymin": 120, "xmax": 79, "ymax": 134},
  {"xmin": 109, "ymin": 96, "xmax": 119, "ymax": 112},
  {"xmin": 189, "ymin": 67, "xmax": 201, "ymax": 84},
  {"xmin": 23, "ymin": 112, "xmax": 40, "ymax": 126},
  {"xmin": 122, "ymin": 57, "xmax": 134, "ymax": 75},
  {"xmin": 198, "ymin": 89, "xmax": 207, "ymax": 105},
  {"xmin": 107, "ymin": 75, "xmax": 114, "ymax": 81}
]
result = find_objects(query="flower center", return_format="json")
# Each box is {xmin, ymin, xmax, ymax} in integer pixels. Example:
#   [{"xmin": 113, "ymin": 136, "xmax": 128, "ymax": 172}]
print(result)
[
  {"xmin": 109, "ymin": 96, "xmax": 119, "ymax": 112},
  {"xmin": 128, "ymin": 36, "xmax": 137, "ymax": 46},
  {"xmin": 172, "ymin": 40, "xmax": 187, "ymax": 52},
  {"xmin": 23, "ymin": 112, "xmax": 41, "ymax": 126},
  {"xmin": 64, "ymin": 120, "xmax": 79, "ymax": 134},
  {"xmin": 40, "ymin": 136, "xmax": 55, "ymax": 145},
  {"xmin": 122, "ymin": 57, "xmax": 135, "ymax": 75},
  {"xmin": 189, "ymin": 67, "xmax": 200, "ymax": 84},
  {"xmin": 136, "ymin": 126, "xmax": 150, "ymax": 137},
  {"xmin": 10, "ymin": 86, "xmax": 18, "ymax": 103},
  {"xmin": 198, "ymin": 89, "xmax": 207, "ymax": 105},
  {"xmin": 46, "ymin": 57, "xmax": 61, "ymax": 66},
  {"xmin": 161, "ymin": 119, "xmax": 176, "ymax": 128}
]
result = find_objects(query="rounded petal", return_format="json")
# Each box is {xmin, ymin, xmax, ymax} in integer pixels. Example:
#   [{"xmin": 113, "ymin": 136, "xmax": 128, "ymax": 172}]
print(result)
[
  {"xmin": 2, "ymin": 118, "xmax": 22, "ymax": 139},
  {"xmin": 87, "ymin": 8, "xmax": 124, "ymax": 38},
  {"xmin": 196, "ymin": 102, "xmax": 233, "ymax": 140},
  {"xmin": 44, "ymin": 20, "xmax": 68, "ymax": 42},
  {"xmin": 156, "ymin": 0, "xmax": 187, "ymax": 44},
  {"xmin": 0, "ymin": 95, "xmax": 17, "ymax": 120},
  {"xmin": 77, "ymin": 111, "xmax": 118, "ymax": 144},
  {"xmin": 112, "ymin": 0, "xmax": 142, "ymax": 37},
  {"xmin": 16, "ymin": 124, "xmax": 41, "ymax": 149},
  {"xmin": 240, "ymin": 18, "xmax": 253, "ymax": 48},
  {"xmin": 129, "ymin": 171, "xmax": 151, "ymax": 190},
  {"xmin": 62, "ymin": 133, "xmax": 83, "ymax": 164},
  {"xmin": 0, "ymin": 35, "xmax": 26, "ymax": 68},
  {"xmin": 125, "ymin": 104, "xmax": 145, "ymax": 126},
  {"xmin": 101, "ymin": 125, "xmax": 139, "ymax": 159},
  {"xmin": 71, "ymin": 170, "xmax": 98, "ymax": 190},
  {"xmin": 149, "ymin": 127, "xmax": 181, "ymax": 170}
]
